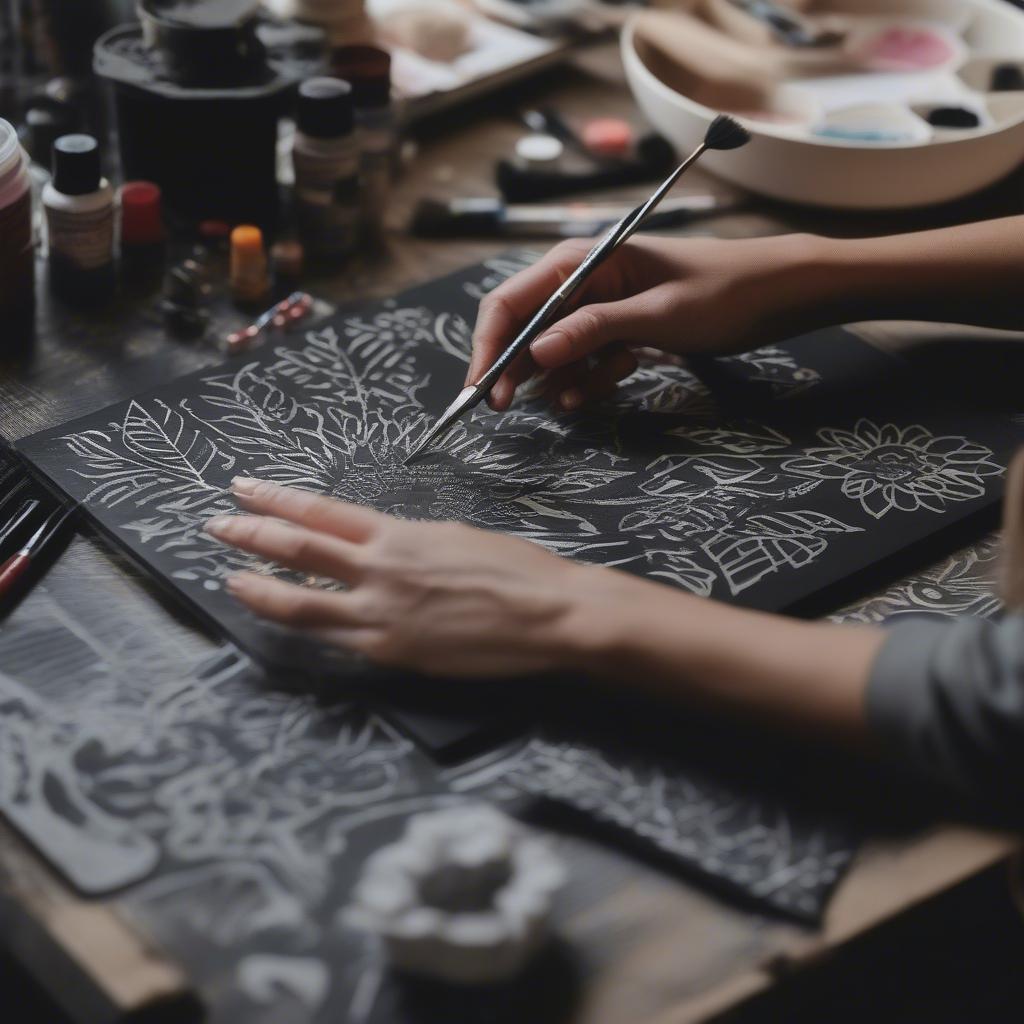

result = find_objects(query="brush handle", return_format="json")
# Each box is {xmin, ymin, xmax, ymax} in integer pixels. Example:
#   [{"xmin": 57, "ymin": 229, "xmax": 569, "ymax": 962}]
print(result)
[
  {"xmin": 0, "ymin": 552, "xmax": 29, "ymax": 599},
  {"xmin": 474, "ymin": 218, "xmax": 630, "ymax": 391},
  {"xmin": 473, "ymin": 142, "xmax": 708, "ymax": 395}
]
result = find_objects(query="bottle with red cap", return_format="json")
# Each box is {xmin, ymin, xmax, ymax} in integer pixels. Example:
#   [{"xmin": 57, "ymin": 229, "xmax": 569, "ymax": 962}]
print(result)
[{"xmin": 120, "ymin": 180, "xmax": 165, "ymax": 289}]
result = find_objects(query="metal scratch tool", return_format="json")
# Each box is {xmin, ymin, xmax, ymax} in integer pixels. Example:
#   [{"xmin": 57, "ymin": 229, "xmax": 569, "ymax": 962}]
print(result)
[{"xmin": 404, "ymin": 114, "xmax": 750, "ymax": 465}]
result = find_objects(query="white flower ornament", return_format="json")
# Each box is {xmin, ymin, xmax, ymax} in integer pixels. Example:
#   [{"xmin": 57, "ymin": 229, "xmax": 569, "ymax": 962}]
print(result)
[{"xmin": 344, "ymin": 805, "xmax": 565, "ymax": 984}]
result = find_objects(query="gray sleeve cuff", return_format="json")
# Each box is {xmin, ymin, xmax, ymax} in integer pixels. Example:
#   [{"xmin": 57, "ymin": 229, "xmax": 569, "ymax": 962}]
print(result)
[
  {"xmin": 866, "ymin": 617, "xmax": 952, "ymax": 755},
  {"xmin": 866, "ymin": 613, "xmax": 1024, "ymax": 810}
]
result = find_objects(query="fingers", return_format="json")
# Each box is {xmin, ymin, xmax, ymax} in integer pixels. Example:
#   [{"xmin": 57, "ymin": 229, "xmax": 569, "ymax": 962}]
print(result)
[
  {"xmin": 468, "ymin": 240, "xmax": 610, "ymax": 407},
  {"xmin": 205, "ymin": 513, "xmax": 364, "ymax": 583},
  {"xmin": 488, "ymin": 350, "xmax": 535, "ymax": 412},
  {"xmin": 229, "ymin": 478, "xmax": 383, "ymax": 542},
  {"xmin": 226, "ymin": 573, "xmax": 361, "ymax": 629},
  {"xmin": 544, "ymin": 345, "xmax": 638, "ymax": 411},
  {"xmin": 467, "ymin": 240, "xmax": 592, "ymax": 380},
  {"xmin": 529, "ymin": 297, "xmax": 654, "ymax": 370}
]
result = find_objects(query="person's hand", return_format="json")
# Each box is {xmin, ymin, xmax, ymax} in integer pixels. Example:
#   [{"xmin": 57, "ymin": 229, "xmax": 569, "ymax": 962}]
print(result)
[
  {"xmin": 204, "ymin": 478, "xmax": 629, "ymax": 677},
  {"xmin": 466, "ymin": 232, "xmax": 825, "ymax": 412}
]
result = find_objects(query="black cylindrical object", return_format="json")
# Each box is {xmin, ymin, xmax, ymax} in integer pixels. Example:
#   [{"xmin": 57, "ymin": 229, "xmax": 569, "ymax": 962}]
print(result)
[{"xmin": 94, "ymin": 7, "xmax": 324, "ymax": 230}]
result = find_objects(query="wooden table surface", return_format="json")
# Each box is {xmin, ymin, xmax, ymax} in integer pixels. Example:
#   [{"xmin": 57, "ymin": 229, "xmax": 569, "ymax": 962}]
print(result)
[{"xmin": 2, "ymin": 39, "xmax": 1023, "ymax": 1024}]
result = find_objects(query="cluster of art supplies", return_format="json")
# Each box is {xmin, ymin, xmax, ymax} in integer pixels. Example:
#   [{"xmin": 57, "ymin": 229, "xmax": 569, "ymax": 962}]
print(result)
[
  {"xmin": 5, "ymin": 0, "xmax": 1022, "ymax": 355},
  {"xmin": 0, "ymin": 1, "xmax": 406, "ymax": 352}
]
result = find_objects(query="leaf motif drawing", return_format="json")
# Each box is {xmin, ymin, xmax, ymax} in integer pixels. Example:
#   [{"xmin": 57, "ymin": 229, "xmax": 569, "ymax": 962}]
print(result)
[
  {"xmin": 640, "ymin": 549, "xmax": 717, "ymax": 595},
  {"xmin": 432, "ymin": 311, "xmax": 473, "ymax": 364},
  {"xmin": 234, "ymin": 368, "xmax": 300, "ymax": 427},
  {"xmin": 121, "ymin": 399, "xmax": 228, "ymax": 486},
  {"xmin": 704, "ymin": 510, "xmax": 862, "ymax": 594},
  {"xmin": 668, "ymin": 424, "xmax": 792, "ymax": 454}
]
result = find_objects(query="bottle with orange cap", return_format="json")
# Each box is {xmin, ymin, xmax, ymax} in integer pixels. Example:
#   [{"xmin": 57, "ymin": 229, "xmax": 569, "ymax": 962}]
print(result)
[{"xmin": 230, "ymin": 224, "xmax": 270, "ymax": 306}]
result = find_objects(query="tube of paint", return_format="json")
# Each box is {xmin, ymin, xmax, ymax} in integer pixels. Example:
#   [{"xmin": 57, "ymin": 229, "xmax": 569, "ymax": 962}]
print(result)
[
  {"xmin": 293, "ymin": 77, "xmax": 360, "ymax": 264},
  {"xmin": 0, "ymin": 120, "xmax": 35, "ymax": 345},
  {"xmin": 42, "ymin": 133, "xmax": 115, "ymax": 307},
  {"xmin": 331, "ymin": 45, "xmax": 395, "ymax": 246}
]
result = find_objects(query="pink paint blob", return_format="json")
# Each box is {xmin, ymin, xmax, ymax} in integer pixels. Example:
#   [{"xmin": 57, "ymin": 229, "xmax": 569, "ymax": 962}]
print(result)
[{"xmin": 857, "ymin": 26, "xmax": 956, "ymax": 71}]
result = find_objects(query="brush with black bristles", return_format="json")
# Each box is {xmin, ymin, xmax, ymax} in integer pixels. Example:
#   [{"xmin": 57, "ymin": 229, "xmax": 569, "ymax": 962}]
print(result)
[{"xmin": 405, "ymin": 114, "xmax": 751, "ymax": 465}]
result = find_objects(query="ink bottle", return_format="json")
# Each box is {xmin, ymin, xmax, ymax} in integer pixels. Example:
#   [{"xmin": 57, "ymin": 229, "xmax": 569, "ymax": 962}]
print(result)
[
  {"xmin": 0, "ymin": 119, "xmax": 35, "ymax": 346},
  {"xmin": 293, "ymin": 77, "xmax": 360, "ymax": 265},
  {"xmin": 120, "ymin": 180, "xmax": 165, "ymax": 290},
  {"xmin": 42, "ymin": 134, "xmax": 115, "ymax": 307}
]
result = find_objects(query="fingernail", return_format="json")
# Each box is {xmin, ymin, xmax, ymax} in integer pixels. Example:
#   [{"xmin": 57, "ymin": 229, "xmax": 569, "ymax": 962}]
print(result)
[
  {"xmin": 226, "ymin": 574, "xmax": 247, "ymax": 594},
  {"xmin": 205, "ymin": 515, "xmax": 234, "ymax": 537},
  {"xmin": 489, "ymin": 382, "xmax": 510, "ymax": 410},
  {"xmin": 560, "ymin": 388, "xmax": 582, "ymax": 411},
  {"xmin": 531, "ymin": 330, "xmax": 569, "ymax": 364},
  {"xmin": 231, "ymin": 476, "xmax": 261, "ymax": 497}
]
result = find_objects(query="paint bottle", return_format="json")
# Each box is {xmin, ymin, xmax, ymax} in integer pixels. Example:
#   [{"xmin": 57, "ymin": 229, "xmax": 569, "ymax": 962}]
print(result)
[
  {"xmin": 120, "ymin": 180, "xmax": 165, "ymax": 289},
  {"xmin": 0, "ymin": 119, "xmax": 35, "ymax": 345},
  {"xmin": 331, "ymin": 45, "xmax": 395, "ymax": 245},
  {"xmin": 230, "ymin": 224, "xmax": 270, "ymax": 306},
  {"xmin": 42, "ymin": 133, "xmax": 115, "ymax": 307},
  {"xmin": 292, "ymin": 76, "xmax": 360, "ymax": 264}
]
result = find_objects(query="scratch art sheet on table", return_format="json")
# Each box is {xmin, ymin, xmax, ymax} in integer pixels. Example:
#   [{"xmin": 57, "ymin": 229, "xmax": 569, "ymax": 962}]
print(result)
[
  {"xmin": 17, "ymin": 255, "xmax": 1021, "ymax": 671},
  {"xmin": 0, "ymin": 559, "xmax": 852, "ymax": 1024},
  {"xmin": 0, "ymin": 527, "xmax": 1005, "ymax": 1022}
]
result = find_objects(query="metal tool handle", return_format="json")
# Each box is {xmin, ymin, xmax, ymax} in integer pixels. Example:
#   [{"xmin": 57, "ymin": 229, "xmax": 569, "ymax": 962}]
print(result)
[
  {"xmin": 471, "ymin": 142, "xmax": 708, "ymax": 396},
  {"xmin": 473, "ymin": 218, "xmax": 629, "ymax": 392}
]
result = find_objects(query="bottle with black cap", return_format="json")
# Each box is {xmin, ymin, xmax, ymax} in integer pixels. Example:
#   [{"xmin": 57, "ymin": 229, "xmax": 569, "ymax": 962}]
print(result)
[
  {"xmin": 42, "ymin": 133, "xmax": 115, "ymax": 306},
  {"xmin": 292, "ymin": 76, "xmax": 360, "ymax": 264}
]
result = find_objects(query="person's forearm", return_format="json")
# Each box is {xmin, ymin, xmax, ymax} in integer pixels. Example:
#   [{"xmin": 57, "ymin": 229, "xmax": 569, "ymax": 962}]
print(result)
[
  {"xmin": 561, "ymin": 568, "xmax": 884, "ymax": 746},
  {"xmin": 789, "ymin": 216, "xmax": 1024, "ymax": 334}
]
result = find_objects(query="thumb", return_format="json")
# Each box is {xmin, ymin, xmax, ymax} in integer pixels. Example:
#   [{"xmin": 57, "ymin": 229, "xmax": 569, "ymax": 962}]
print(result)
[{"xmin": 529, "ymin": 299, "xmax": 652, "ymax": 369}]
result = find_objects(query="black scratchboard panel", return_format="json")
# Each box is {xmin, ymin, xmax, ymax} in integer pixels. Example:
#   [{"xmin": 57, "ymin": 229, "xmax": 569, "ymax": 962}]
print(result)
[{"xmin": 16, "ymin": 256, "xmax": 1024, "ymax": 726}]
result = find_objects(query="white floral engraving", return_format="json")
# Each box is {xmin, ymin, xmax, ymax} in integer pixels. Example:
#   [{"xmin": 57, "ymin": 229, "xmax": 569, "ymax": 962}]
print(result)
[
  {"xmin": 784, "ymin": 420, "xmax": 1003, "ymax": 520},
  {"xmin": 46, "ymin": 260, "xmax": 1003, "ymax": 610}
]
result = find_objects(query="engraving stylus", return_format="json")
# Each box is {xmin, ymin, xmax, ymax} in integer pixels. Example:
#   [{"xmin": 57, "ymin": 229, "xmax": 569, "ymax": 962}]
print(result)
[{"xmin": 404, "ymin": 115, "xmax": 751, "ymax": 465}]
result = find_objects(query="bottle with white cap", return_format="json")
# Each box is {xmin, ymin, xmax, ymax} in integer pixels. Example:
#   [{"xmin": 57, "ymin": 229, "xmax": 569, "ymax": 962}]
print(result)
[{"xmin": 42, "ymin": 133, "xmax": 115, "ymax": 306}]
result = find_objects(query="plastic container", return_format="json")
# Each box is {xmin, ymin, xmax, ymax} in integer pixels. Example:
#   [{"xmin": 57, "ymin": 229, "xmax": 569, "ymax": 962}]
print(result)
[
  {"xmin": 94, "ymin": 7, "xmax": 325, "ymax": 229},
  {"xmin": 0, "ymin": 119, "xmax": 35, "ymax": 345}
]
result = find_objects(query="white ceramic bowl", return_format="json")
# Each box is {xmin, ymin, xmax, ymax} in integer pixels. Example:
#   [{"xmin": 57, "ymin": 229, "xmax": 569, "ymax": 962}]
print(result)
[{"xmin": 622, "ymin": 0, "xmax": 1024, "ymax": 209}]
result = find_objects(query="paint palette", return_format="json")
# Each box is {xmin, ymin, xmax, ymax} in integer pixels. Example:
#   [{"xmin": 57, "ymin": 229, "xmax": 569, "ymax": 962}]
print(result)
[{"xmin": 624, "ymin": 0, "xmax": 1024, "ymax": 208}]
